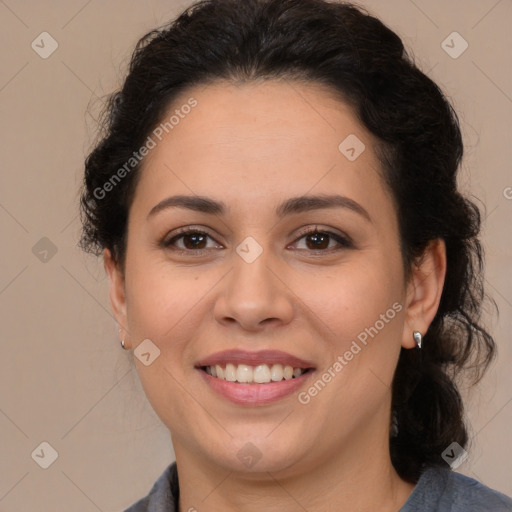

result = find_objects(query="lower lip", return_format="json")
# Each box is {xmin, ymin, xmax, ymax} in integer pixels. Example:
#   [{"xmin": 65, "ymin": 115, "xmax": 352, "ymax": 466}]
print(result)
[{"xmin": 198, "ymin": 369, "xmax": 314, "ymax": 405}]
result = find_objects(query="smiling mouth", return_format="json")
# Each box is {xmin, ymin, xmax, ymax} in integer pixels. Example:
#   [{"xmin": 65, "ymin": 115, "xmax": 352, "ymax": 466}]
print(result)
[{"xmin": 199, "ymin": 363, "xmax": 313, "ymax": 384}]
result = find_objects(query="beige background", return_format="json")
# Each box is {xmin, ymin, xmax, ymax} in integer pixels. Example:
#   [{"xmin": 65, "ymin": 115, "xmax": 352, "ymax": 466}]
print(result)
[{"xmin": 0, "ymin": 0, "xmax": 511, "ymax": 510}]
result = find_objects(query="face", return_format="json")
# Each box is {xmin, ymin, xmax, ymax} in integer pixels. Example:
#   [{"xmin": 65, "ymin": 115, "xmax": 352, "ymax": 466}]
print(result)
[{"xmin": 106, "ymin": 79, "xmax": 444, "ymax": 477}]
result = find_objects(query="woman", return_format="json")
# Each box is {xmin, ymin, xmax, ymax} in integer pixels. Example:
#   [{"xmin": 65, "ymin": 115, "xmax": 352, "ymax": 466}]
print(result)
[{"xmin": 79, "ymin": 0, "xmax": 512, "ymax": 510}]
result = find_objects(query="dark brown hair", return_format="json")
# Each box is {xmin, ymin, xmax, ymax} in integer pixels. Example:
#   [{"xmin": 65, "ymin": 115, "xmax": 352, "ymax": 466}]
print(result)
[{"xmin": 79, "ymin": 0, "xmax": 497, "ymax": 483}]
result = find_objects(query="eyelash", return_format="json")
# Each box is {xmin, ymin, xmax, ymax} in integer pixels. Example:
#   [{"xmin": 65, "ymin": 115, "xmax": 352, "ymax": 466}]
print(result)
[{"xmin": 161, "ymin": 226, "xmax": 353, "ymax": 255}]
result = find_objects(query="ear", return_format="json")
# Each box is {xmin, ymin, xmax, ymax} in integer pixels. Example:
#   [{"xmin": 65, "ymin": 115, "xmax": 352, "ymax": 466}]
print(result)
[
  {"xmin": 401, "ymin": 238, "xmax": 447, "ymax": 349},
  {"xmin": 103, "ymin": 248, "xmax": 130, "ymax": 348}
]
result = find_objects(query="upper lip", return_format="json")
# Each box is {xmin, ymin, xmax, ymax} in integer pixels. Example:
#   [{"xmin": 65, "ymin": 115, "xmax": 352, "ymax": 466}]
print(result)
[{"xmin": 196, "ymin": 350, "xmax": 316, "ymax": 369}]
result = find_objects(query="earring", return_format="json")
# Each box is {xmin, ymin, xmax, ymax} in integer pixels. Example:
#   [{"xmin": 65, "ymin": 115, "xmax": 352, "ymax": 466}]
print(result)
[
  {"xmin": 413, "ymin": 331, "xmax": 422, "ymax": 349},
  {"xmin": 119, "ymin": 326, "xmax": 128, "ymax": 350}
]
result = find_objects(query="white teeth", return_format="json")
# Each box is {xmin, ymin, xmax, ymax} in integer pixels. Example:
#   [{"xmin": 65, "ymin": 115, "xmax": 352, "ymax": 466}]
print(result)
[
  {"xmin": 215, "ymin": 364, "xmax": 224, "ymax": 379},
  {"xmin": 271, "ymin": 364, "xmax": 284, "ymax": 381},
  {"xmin": 236, "ymin": 364, "xmax": 253, "ymax": 383},
  {"xmin": 253, "ymin": 364, "xmax": 271, "ymax": 383},
  {"xmin": 225, "ymin": 363, "xmax": 237, "ymax": 382},
  {"xmin": 204, "ymin": 363, "xmax": 307, "ymax": 384},
  {"xmin": 283, "ymin": 365, "xmax": 293, "ymax": 380}
]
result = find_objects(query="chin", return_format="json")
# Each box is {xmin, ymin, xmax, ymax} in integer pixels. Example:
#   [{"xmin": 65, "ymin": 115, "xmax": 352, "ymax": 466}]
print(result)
[{"xmin": 207, "ymin": 436, "xmax": 308, "ymax": 477}]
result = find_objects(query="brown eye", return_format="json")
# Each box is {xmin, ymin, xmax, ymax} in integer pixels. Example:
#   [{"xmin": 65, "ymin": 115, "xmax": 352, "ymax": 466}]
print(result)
[
  {"xmin": 163, "ymin": 229, "xmax": 222, "ymax": 252},
  {"xmin": 292, "ymin": 228, "xmax": 353, "ymax": 252},
  {"xmin": 305, "ymin": 231, "xmax": 330, "ymax": 250},
  {"xmin": 181, "ymin": 232, "xmax": 208, "ymax": 249}
]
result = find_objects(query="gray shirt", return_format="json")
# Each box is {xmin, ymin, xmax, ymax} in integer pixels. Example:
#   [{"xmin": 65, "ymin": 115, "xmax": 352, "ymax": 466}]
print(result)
[{"xmin": 124, "ymin": 462, "xmax": 512, "ymax": 511}]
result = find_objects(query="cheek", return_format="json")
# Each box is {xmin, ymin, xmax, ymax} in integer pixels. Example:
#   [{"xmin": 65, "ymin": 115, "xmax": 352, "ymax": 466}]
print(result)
[
  {"xmin": 124, "ymin": 259, "xmax": 186, "ymax": 340},
  {"xmin": 123, "ymin": 263, "xmax": 204, "ymax": 425},
  {"xmin": 294, "ymin": 260, "xmax": 404, "ymax": 419},
  {"xmin": 292, "ymin": 256, "xmax": 402, "ymax": 348}
]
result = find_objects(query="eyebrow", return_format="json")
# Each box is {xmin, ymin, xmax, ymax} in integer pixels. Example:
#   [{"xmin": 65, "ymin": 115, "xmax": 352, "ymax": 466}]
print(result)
[{"xmin": 147, "ymin": 193, "xmax": 372, "ymax": 223}]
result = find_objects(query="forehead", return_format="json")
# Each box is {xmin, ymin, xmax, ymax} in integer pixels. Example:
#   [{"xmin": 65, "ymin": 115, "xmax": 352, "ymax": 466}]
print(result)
[
  {"xmin": 157, "ymin": 79, "xmax": 367, "ymax": 165},
  {"xmin": 131, "ymin": 79, "xmax": 395, "ymax": 227}
]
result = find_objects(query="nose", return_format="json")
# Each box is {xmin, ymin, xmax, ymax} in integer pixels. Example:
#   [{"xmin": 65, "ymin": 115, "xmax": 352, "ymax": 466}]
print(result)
[{"xmin": 213, "ymin": 249, "xmax": 294, "ymax": 332}]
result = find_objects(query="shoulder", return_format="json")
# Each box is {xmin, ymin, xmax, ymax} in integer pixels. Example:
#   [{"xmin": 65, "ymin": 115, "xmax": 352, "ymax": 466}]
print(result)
[
  {"xmin": 401, "ymin": 465, "xmax": 512, "ymax": 512},
  {"xmin": 123, "ymin": 462, "xmax": 178, "ymax": 512}
]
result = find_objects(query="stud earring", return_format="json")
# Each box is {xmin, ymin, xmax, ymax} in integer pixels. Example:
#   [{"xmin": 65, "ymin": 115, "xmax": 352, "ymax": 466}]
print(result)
[{"xmin": 413, "ymin": 331, "xmax": 422, "ymax": 349}]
